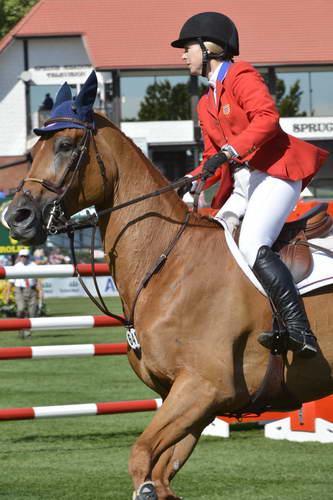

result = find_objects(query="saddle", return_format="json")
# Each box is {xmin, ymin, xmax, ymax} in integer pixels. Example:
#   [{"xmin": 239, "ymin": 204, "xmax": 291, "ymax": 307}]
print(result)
[
  {"xmin": 273, "ymin": 202, "xmax": 332, "ymax": 283},
  {"xmin": 233, "ymin": 202, "xmax": 332, "ymax": 283}
]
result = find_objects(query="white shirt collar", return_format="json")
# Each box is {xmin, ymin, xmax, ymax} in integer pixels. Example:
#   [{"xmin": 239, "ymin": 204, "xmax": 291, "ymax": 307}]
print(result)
[{"xmin": 208, "ymin": 63, "xmax": 223, "ymax": 89}]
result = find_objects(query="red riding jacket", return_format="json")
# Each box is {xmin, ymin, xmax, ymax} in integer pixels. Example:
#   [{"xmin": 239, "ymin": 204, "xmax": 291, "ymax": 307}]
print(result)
[{"xmin": 190, "ymin": 61, "xmax": 329, "ymax": 208}]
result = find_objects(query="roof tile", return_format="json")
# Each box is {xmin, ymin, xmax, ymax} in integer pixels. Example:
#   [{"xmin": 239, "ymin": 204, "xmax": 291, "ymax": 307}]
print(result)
[{"xmin": 1, "ymin": 0, "xmax": 333, "ymax": 68}]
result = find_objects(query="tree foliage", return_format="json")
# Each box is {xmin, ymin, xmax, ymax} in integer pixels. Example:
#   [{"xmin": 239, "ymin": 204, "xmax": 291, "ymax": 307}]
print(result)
[
  {"xmin": 0, "ymin": 0, "xmax": 39, "ymax": 39},
  {"xmin": 276, "ymin": 78, "xmax": 306, "ymax": 117},
  {"xmin": 138, "ymin": 80, "xmax": 190, "ymax": 121},
  {"xmin": 138, "ymin": 79, "xmax": 208, "ymax": 121}
]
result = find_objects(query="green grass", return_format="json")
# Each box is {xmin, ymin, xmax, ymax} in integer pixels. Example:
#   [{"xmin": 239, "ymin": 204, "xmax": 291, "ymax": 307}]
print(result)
[{"xmin": 0, "ymin": 297, "xmax": 332, "ymax": 499}]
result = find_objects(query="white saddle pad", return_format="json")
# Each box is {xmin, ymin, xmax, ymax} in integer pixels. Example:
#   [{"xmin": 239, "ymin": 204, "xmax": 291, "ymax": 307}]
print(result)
[{"xmin": 214, "ymin": 216, "xmax": 333, "ymax": 296}]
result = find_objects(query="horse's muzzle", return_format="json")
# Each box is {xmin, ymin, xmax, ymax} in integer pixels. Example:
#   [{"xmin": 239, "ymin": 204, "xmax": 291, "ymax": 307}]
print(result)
[{"xmin": 5, "ymin": 196, "xmax": 47, "ymax": 245}]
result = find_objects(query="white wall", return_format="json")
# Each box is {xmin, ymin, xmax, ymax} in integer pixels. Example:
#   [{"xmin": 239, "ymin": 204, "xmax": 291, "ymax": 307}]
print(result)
[
  {"xmin": 121, "ymin": 120, "xmax": 194, "ymax": 145},
  {"xmin": 0, "ymin": 41, "xmax": 26, "ymax": 156},
  {"xmin": 0, "ymin": 37, "xmax": 91, "ymax": 158}
]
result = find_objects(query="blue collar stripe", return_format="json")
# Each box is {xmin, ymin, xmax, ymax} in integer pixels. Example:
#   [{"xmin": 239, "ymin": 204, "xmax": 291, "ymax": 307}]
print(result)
[{"xmin": 217, "ymin": 61, "xmax": 232, "ymax": 83}]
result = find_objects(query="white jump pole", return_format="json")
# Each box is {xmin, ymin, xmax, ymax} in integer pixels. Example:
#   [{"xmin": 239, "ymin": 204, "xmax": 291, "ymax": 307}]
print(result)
[
  {"xmin": 0, "ymin": 399, "xmax": 163, "ymax": 420},
  {"xmin": 0, "ymin": 263, "xmax": 110, "ymax": 279},
  {"xmin": 0, "ymin": 315, "xmax": 124, "ymax": 331},
  {"xmin": 0, "ymin": 343, "xmax": 128, "ymax": 359}
]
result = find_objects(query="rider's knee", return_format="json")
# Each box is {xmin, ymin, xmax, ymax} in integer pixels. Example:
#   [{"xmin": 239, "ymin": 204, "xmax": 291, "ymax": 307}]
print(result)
[{"xmin": 239, "ymin": 239, "xmax": 263, "ymax": 268}]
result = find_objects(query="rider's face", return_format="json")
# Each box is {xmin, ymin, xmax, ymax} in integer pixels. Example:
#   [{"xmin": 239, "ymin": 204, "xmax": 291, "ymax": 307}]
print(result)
[{"xmin": 182, "ymin": 42, "xmax": 203, "ymax": 75}]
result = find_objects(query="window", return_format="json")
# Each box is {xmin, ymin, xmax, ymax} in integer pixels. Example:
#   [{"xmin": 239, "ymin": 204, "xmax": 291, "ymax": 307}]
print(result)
[
  {"xmin": 29, "ymin": 84, "xmax": 101, "ymax": 131},
  {"xmin": 121, "ymin": 73, "xmax": 193, "ymax": 121},
  {"xmin": 276, "ymin": 70, "xmax": 333, "ymax": 117}
]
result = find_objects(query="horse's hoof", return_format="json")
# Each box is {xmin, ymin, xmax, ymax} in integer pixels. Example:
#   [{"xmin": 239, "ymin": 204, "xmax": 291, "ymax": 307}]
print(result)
[{"xmin": 132, "ymin": 481, "xmax": 157, "ymax": 500}]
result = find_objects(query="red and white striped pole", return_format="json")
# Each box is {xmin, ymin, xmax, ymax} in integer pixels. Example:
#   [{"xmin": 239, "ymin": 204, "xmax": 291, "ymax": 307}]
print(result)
[
  {"xmin": 0, "ymin": 343, "xmax": 128, "ymax": 360},
  {"xmin": 0, "ymin": 398, "xmax": 163, "ymax": 420},
  {"xmin": 0, "ymin": 315, "xmax": 124, "ymax": 331},
  {"xmin": 0, "ymin": 263, "xmax": 110, "ymax": 279}
]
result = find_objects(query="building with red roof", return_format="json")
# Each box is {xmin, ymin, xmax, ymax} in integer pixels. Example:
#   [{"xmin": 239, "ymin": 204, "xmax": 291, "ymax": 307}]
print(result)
[
  {"xmin": 2, "ymin": 0, "xmax": 333, "ymax": 68},
  {"xmin": 0, "ymin": 0, "xmax": 333, "ymax": 195}
]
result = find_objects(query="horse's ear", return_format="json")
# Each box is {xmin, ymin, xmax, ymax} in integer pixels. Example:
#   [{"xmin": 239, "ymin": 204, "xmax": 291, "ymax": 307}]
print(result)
[
  {"xmin": 74, "ymin": 71, "xmax": 97, "ymax": 112},
  {"xmin": 53, "ymin": 82, "xmax": 72, "ymax": 109}
]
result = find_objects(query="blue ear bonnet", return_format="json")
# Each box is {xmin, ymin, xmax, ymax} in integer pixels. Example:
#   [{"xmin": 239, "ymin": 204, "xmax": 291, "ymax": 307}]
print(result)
[{"xmin": 34, "ymin": 71, "xmax": 98, "ymax": 136}]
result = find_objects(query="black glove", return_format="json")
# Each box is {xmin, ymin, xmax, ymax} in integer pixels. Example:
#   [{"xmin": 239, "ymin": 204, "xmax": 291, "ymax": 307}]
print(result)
[
  {"xmin": 176, "ymin": 177, "xmax": 193, "ymax": 198},
  {"xmin": 202, "ymin": 151, "xmax": 228, "ymax": 179}
]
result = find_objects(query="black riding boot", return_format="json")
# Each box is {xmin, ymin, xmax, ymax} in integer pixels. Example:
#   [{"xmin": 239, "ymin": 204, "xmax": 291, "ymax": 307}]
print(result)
[{"xmin": 252, "ymin": 246, "xmax": 318, "ymax": 358}]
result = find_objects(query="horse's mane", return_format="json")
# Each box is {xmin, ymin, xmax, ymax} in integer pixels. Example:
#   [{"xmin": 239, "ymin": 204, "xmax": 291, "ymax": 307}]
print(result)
[
  {"xmin": 94, "ymin": 111, "xmax": 170, "ymax": 183},
  {"xmin": 93, "ymin": 111, "xmax": 218, "ymax": 230}
]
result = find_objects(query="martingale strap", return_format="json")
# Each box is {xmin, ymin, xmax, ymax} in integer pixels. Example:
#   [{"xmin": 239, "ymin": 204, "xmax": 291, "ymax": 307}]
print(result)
[
  {"xmin": 127, "ymin": 211, "xmax": 191, "ymax": 327},
  {"xmin": 68, "ymin": 227, "xmax": 127, "ymax": 326}
]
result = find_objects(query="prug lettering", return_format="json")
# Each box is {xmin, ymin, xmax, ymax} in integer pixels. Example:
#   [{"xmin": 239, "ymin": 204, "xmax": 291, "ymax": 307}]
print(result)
[{"xmin": 293, "ymin": 122, "xmax": 333, "ymax": 133}]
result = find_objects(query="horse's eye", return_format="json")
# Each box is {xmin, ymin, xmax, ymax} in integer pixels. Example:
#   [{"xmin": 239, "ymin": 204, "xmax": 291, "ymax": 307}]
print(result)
[{"xmin": 59, "ymin": 142, "xmax": 73, "ymax": 152}]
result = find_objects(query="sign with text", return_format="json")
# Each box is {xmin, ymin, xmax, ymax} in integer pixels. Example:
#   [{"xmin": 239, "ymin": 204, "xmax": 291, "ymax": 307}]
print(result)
[
  {"xmin": 26, "ymin": 65, "xmax": 93, "ymax": 85},
  {"xmin": 280, "ymin": 117, "xmax": 333, "ymax": 140},
  {"xmin": 42, "ymin": 276, "xmax": 119, "ymax": 298},
  {"xmin": 0, "ymin": 198, "xmax": 29, "ymax": 255}
]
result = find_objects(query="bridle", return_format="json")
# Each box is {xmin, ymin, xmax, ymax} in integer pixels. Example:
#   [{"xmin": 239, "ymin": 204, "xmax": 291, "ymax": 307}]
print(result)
[{"xmin": 15, "ymin": 117, "xmax": 107, "ymax": 234}]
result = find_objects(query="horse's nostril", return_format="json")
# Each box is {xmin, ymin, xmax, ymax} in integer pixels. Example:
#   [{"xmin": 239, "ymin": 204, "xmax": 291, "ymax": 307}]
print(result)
[{"xmin": 14, "ymin": 208, "xmax": 32, "ymax": 224}]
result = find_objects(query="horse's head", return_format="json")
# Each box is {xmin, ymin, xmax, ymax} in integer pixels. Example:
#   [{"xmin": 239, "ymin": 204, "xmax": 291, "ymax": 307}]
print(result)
[{"xmin": 6, "ymin": 71, "xmax": 106, "ymax": 245}]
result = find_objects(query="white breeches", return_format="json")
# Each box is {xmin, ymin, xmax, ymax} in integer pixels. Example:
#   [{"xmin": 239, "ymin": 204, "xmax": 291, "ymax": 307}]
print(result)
[{"xmin": 216, "ymin": 168, "xmax": 302, "ymax": 268}]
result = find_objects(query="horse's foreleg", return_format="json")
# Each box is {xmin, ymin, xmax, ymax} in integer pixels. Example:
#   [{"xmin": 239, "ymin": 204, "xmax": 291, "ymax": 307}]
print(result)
[
  {"xmin": 151, "ymin": 422, "xmax": 207, "ymax": 500},
  {"xmin": 129, "ymin": 373, "xmax": 217, "ymax": 498}
]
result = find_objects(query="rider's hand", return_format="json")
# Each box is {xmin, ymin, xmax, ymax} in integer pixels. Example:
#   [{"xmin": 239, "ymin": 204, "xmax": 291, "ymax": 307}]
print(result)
[
  {"xmin": 176, "ymin": 176, "xmax": 193, "ymax": 198},
  {"xmin": 202, "ymin": 151, "xmax": 229, "ymax": 179}
]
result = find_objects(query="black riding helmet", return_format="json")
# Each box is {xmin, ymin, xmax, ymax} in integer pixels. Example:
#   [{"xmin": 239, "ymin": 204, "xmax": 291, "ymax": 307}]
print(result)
[{"xmin": 171, "ymin": 12, "xmax": 239, "ymax": 76}]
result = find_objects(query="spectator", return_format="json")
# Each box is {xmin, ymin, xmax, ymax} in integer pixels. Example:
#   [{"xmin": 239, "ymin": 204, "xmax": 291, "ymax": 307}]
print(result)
[
  {"xmin": 49, "ymin": 247, "xmax": 69, "ymax": 265},
  {"xmin": 40, "ymin": 93, "xmax": 54, "ymax": 111},
  {"xmin": 33, "ymin": 249, "xmax": 48, "ymax": 316},
  {"xmin": 33, "ymin": 248, "xmax": 49, "ymax": 264},
  {"xmin": 0, "ymin": 254, "xmax": 8, "ymax": 266},
  {"xmin": 5, "ymin": 249, "xmax": 41, "ymax": 338}
]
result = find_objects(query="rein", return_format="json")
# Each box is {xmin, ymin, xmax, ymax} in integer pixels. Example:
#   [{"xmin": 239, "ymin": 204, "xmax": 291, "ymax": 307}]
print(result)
[
  {"xmin": 50, "ymin": 172, "xmax": 204, "ymax": 234},
  {"xmin": 17, "ymin": 117, "xmax": 206, "ymax": 338}
]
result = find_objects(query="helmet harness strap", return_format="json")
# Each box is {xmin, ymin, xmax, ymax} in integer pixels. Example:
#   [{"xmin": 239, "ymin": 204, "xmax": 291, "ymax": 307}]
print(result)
[{"xmin": 197, "ymin": 38, "xmax": 225, "ymax": 77}]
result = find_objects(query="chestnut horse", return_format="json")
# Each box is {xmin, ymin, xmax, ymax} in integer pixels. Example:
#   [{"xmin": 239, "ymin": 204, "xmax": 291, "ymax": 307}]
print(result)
[{"xmin": 6, "ymin": 112, "xmax": 333, "ymax": 499}]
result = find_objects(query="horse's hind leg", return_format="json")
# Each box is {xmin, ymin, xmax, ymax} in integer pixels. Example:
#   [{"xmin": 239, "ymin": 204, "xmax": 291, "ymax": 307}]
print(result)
[
  {"xmin": 129, "ymin": 373, "xmax": 217, "ymax": 499},
  {"xmin": 151, "ymin": 422, "xmax": 208, "ymax": 500}
]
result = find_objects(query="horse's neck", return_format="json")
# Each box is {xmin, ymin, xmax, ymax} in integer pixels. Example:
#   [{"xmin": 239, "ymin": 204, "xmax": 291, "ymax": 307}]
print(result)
[{"xmin": 99, "ymin": 131, "xmax": 187, "ymax": 316}]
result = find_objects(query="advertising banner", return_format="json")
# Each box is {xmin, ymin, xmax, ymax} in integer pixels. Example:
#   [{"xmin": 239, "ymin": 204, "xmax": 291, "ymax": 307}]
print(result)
[
  {"xmin": 42, "ymin": 276, "xmax": 119, "ymax": 298},
  {"xmin": 0, "ymin": 198, "xmax": 30, "ymax": 255}
]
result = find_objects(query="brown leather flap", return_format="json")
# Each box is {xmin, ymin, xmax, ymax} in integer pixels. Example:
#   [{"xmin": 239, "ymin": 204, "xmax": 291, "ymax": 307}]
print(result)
[{"xmin": 278, "ymin": 231, "xmax": 313, "ymax": 283}]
